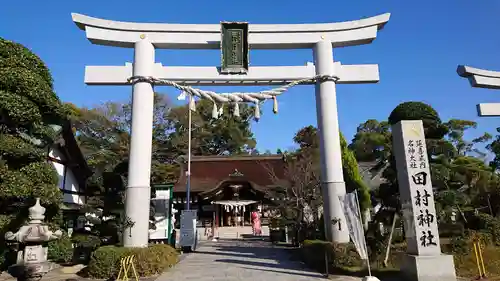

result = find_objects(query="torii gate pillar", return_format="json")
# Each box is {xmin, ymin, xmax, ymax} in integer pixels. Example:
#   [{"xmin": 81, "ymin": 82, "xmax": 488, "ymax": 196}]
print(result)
[
  {"xmin": 125, "ymin": 40, "xmax": 156, "ymax": 247},
  {"xmin": 72, "ymin": 13, "xmax": 390, "ymax": 246},
  {"xmin": 314, "ymin": 40, "xmax": 348, "ymax": 242}
]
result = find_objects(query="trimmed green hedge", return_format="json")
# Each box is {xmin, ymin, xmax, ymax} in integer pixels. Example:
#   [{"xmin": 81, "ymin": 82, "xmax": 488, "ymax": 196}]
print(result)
[
  {"xmin": 302, "ymin": 236, "xmax": 500, "ymax": 279},
  {"xmin": 301, "ymin": 240, "xmax": 363, "ymax": 273},
  {"xmin": 72, "ymin": 234, "xmax": 102, "ymax": 263},
  {"xmin": 301, "ymin": 239, "xmax": 407, "ymax": 273},
  {"xmin": 468, "ymin": 213, "xmax": 500, "ymax": 246},
  {"xmin": 87, "ymin": 244, "xmax": 178, "ymax": 279},
  {"xmin": 47, "ymin": 233, "xmax": 73, "ymax": 263}
]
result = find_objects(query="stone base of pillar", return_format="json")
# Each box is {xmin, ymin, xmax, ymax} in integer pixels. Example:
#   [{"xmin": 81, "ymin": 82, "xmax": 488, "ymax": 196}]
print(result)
[{"xmin": 401, "ymin": 254, "xmax": 456, "ymax": 281}]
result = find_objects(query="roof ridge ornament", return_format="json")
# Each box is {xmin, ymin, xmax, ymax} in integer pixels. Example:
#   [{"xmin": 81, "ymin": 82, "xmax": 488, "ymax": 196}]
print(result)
[{"xmin": 229, "ymin": 169, "xmax": 244, "ymax": 177}]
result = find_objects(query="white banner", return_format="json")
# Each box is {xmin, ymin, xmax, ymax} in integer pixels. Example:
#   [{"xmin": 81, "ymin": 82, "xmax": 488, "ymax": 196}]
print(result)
[{"xmin": 339, "ymin": 192, "xmax": 368, "ymax": 260}]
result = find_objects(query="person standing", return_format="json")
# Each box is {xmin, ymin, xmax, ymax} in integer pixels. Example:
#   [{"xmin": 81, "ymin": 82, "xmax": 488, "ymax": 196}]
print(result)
[{"xmin": 251, "ymin": 209, "xmax": 262, "ymax": 236}]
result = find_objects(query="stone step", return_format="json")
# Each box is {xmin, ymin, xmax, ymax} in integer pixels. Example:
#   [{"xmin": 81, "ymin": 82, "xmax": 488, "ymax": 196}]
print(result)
[{"xmin": 175, "ymin": 226, "xmax": 270, "ymax": 241}]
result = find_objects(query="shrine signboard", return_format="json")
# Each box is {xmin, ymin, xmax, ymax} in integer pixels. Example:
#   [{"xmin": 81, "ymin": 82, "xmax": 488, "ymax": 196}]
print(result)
[
  {"xmin": 392, "ymin": 120, "xmax": 440, "ymax": 256},
  {"xmin": 220, "ymin": 22, "xmax": 249, "ymax": 74}
]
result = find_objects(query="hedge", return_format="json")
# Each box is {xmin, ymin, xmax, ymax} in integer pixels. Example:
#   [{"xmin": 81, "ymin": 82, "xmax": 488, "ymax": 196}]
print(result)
[
  {"xmin": 47, "ymin": 233, "xmax": 73, "ymax": 263},
  {"xmin": 86, "ymin": 244, "xmax": 178, "ymax": 279},
  {"xmin": 302, "ymin": 235, "xmax": 500, "ymax": 279},
  {"xmin": 72, "ymin": 234, "xmax": 102, "ymax": 263},
  {"xmin": 301, "ymin": 239, "xmax": 408, "ymax": 273},
  {"xmin": 301, "ymin": 240, "xmax": 363, "ymax": 273}
]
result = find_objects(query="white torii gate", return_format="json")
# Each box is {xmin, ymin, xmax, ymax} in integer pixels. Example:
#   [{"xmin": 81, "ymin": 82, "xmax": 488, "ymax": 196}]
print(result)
[
  {"xmin": 457, "ymin": 65, "xmax": 500, "ymax": 116},
  {"xmin": 72, "ymin": 13, "xmax": 390, "ymax": 247}
]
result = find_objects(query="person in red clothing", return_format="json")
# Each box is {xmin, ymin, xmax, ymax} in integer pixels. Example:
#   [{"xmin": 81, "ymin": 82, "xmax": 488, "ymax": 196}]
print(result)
[{"xmin": 251, "ymin": 208, "xmax": 262, "ymax": 236}]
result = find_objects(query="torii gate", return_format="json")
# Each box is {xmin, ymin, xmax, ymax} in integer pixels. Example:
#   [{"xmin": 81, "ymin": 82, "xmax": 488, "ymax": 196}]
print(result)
[
  {"xmin": 72, "ymin": 13, "xmax": 390, "ymax": 247},
  {"xmin": 457, "ymin": 65, "xmax": 500, "ymax": 116}
]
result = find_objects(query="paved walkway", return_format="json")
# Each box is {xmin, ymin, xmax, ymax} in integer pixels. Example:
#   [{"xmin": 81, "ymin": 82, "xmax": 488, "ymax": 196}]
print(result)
[{"xmin": 156, "ymin": 239, "xmax": 359, "ymax": 281}]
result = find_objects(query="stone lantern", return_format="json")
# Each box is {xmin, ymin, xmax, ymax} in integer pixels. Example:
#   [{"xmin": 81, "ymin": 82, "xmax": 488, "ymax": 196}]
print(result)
[{"xmin": 4, "ymin": 198, "xmax": 63, "ymax": 281}]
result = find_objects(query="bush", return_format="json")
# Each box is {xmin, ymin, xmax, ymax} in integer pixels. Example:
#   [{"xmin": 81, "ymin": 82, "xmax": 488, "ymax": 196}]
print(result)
[
  {"xmin": 87, "ymin": 244, "xmax": 178, "ymax": 279},
  {"xmin": 443, "ymin": 230, "xmax": 493, "ymax": 255},
  {"xmin": 301, "ymin": 240, "xmax": 363, "ymax": 273},
  {"xmin": 301, "ymin": 239, "xmax": 408, "ymax": 272},
  {"xmin": 47, "ymin": 233, "xmax": 73, "ymax": 263},
  {"xmin": 72, "ymin": 234, "xmax": 101, "ymax": 249},
  {"xmin": 467, "ymin": 213, "xmax": 500, "ymax": 246},
  {"xmin": 71, "ymin": 234, "xmax": 101, "ymax": 264}
]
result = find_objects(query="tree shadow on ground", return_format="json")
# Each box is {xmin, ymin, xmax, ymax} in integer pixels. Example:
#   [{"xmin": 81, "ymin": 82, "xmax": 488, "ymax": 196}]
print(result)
[
  {"xmin": 240, "ymin": 234, "xmax": 269, "ymax": 239},
  {"xmin": 238, "ymin": 266, "xmax": 323, "ymax": 278},
  {"xmin": 195, "ymin": 250, "xmax": 258, "ymax": 259},
  {"xmin": 327, "ymin": 267, "xmax": 401, "ymax": 279},
  {"xmin": 214, "ymin": 258, "xmax": 318, "ymax": 274},
  {"xmin": 213, "ymin": 245, "xmax": 283, "ymax": 261}
]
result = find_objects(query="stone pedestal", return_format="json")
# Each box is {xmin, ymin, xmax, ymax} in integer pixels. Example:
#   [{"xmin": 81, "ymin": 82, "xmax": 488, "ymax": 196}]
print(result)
[{"xmin": 401, "ymin": 254, "xmax": 456, "ymax": 281}]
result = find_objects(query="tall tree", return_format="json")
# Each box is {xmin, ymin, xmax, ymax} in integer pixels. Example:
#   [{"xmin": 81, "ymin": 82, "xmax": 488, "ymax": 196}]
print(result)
[
  {"xmin": 355, "ymin": 102, "xmax": 498, "ymax": 226},
  {"xmin": 487, "ymin": 128, "xmax": 500, "ymax": 172},
  {"xmin": 267, "ymin": 125, "xmax": 371, "ymax": 225},
  {"xmin": 165, "ymin": 99, "xmax": 257, "ymax": 156},
  {"xmin": 68, "ymin": 93, "xmax": 178, "ymax": 242},
  {"xmin": 445, "ymin": 119, "xmax": 491, "ymax": 157},
  {"xmin": 349, "ymin": 119, "xmax": 391, "ymax": 162},
  {"xmin": 0, "ymin": 38, "xmax": 68, "ymax": 232},
  {"xmin": 295, "ymin": 125, "xmax": 371, "ymax": 210},
  {"xmin": 69, "ymin": 93, "xmax": 179, "ymax": 186}
]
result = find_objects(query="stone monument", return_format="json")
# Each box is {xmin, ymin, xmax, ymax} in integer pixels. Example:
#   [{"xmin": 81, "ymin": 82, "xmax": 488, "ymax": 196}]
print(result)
[
  {"xmin": 4, "ymin": 198, "xmax": 63, "ymax": 281},
  {"xmin": 392, "ymin": 120, "xmax": 456, "ymax": 281}
]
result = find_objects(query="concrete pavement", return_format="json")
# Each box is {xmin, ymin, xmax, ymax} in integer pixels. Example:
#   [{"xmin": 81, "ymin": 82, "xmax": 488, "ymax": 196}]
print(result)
[{"xmin": 155, "ymin": 238, "xmax": 359, "ymax": 281}]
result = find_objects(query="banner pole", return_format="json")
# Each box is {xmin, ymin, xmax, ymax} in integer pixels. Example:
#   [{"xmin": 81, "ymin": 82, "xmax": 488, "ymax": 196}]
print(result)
[{"xmin": 355, "ymin": 190, "xmax": 371, "ymax": 277}]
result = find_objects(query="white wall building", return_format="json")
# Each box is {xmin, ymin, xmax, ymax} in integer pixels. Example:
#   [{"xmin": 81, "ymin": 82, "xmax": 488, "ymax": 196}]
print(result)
[{"xmin": 46, "ymin": 122, "xmax": 92, "ymax": 228}]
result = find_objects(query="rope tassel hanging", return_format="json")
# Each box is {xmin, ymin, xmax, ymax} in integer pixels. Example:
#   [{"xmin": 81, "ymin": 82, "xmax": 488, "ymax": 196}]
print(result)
[
  {"xmin": 128, "ymin": 74, "xmax": 339, "ymax": 120},
  {"xmin": 233, "ymin": 102, "xmax": 240, "ymax": 117},
  {"xmin": 212, "ymin": 102, "xmax": 219, "ymax": 119},
  {"xmin": 254, "ymin": 102, "xmax": 260, "ymax": 120},
  {"xmin": 272, "ymin": 96, "xmax": 278, "ymax": 114},
  {"xmin": 189, "ymin": 96, "xmax": 196, "ymax": 112},
  {"xmin": 218, "ymin": 104, "xmax": 224, "ymax": 117}
]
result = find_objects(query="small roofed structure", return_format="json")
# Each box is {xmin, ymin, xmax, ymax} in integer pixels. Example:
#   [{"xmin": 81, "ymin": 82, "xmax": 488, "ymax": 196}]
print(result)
[{"xmin": 172, "ymin": 154, "xmax": 286, "ymax": 227}]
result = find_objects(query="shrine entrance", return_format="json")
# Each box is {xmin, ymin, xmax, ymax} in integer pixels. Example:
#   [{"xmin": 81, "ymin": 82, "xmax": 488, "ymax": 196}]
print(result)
[
  {"xmin": 198, "ymin": 179, "xmax": 267, "ymax": 227},
  {"xmin": 72, "ymin": 13, "xmax": 390, "ymax": 247}
]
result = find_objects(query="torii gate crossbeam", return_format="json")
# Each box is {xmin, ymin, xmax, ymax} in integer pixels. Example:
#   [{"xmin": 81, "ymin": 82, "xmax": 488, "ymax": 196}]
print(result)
[
  {"xmin": 457, "ymin": 65, "xmax": 500, "ymax": 116},
  {"xmin": 72, "ymin": 13, "xmax": 390, "ymax": 248}
]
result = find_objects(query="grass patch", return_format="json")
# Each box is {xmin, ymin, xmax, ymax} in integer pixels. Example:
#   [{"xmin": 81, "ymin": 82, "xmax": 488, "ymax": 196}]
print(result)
[
  {"xmin": 300, "ymin": 239, "xmax": 500, "ymax": 280},
  {"xmin": 452, "ymin": 244, "xmax": 500, "ymax": 280}
]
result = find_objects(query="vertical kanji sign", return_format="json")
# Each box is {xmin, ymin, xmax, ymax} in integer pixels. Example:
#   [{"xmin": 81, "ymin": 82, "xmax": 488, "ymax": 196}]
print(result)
[{"xmin": 392, "ymin": 120, "xmax": 441, "ymax": 256}]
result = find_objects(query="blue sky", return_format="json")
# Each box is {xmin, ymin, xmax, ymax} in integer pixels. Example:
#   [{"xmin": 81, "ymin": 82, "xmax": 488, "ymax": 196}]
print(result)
[{"xmin": 1, "ymin": 0, "xmax": 500, "ymax": 153}]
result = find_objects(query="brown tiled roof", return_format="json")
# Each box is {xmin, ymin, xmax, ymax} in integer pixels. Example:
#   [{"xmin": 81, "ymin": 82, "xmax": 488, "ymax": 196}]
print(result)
[{"xmin": 173, "ymin": 155, "xmax": 286, "ymax": 193}]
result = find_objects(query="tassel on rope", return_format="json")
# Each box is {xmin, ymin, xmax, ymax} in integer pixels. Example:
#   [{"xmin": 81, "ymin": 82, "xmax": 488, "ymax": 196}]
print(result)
[
  {"xmin": 218, "ymin": 104, "xmax": 224, "ymax": 117},
  {"xmin": 254, "ymin": 102, "xmax": 260, "ymax": 120},
  {"xmin": 189, "ymin": 95, "xmax": 196, "ymax": 112},
  {"xmin": 272, "ymin": 96, "xmax": 278, "ymax": 114},
  {"xmin": 212, "ymin": 102, "xmax": 219, "ymax": 119},
  {"xmin": 233, "ymin": 103, "xmax": 240, "ymax": 117}
]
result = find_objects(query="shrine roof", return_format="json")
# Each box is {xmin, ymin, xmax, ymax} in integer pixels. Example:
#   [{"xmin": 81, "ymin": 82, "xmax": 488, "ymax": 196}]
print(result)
[
  {"xmin": 58, "ymin": 121, "xmax": 92, "ymax": 188},
  {"xmin": 173, "ymin": 154, "xmax": 286, "ymax": 193}
]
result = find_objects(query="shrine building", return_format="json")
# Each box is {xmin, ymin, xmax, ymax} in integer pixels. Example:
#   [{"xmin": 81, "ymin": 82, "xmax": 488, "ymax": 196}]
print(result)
[{"xmin": 171, "ymin": 154, "xmax": 286, "ymax": 228}]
